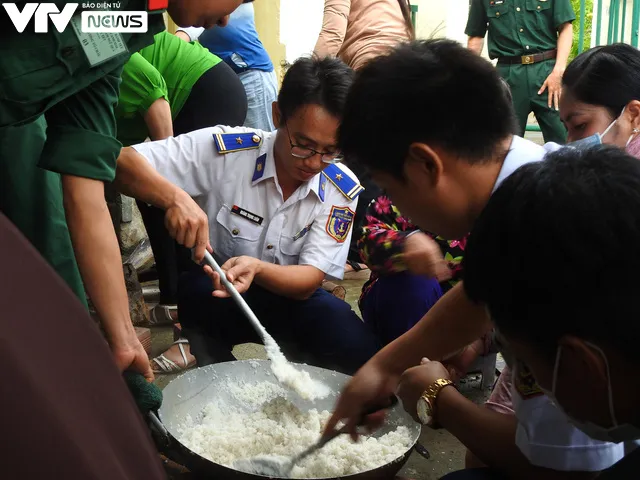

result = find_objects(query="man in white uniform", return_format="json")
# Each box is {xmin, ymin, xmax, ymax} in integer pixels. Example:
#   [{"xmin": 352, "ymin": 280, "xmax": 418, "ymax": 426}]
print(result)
[
  {"xmin": 326, "ymin": 39, "xmax": 631, "ymax": 478},
  {"xmin": 114, "ymin": 56, "xmax": 380, "ymax": 374}
]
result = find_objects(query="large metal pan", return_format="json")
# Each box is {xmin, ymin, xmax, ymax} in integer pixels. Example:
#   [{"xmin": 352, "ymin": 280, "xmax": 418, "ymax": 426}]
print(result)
[{"xmin": 150, "ymin": 360, "xmax": 423, "ymax": 479}]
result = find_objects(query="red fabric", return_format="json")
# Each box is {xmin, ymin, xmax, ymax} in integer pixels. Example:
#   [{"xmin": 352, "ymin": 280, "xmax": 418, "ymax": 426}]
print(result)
[
  {"xmin": 626, "ymin": 136, "xmax": 640, "ymax": 159},
  {"xmin": 147, "ymin": 0, "xmax": 168, "ymax": 11},
  {"xmin": 0, "ymin": 212, "xmax": 166, "ymax": 479}
]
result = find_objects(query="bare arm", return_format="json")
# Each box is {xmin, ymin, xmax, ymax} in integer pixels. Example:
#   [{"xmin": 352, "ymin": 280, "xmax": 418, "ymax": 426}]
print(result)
[
  {"xmin": 539, "ymin": 22, "xmax": 573, "ymax": 108},
  {"xmin": 115, "ymin": 147, "xmax": 181, "ymax": 209},
  {"xmin": 468, "ymin": 36, "xmax": 484, "ymax": 55},
  {"xmin": 325, "ymin": 281, "xmax": 492, "ymax": 435},
  {"xmin": 554, "ymin": 22, "xmax": 573, "ymax": 72},
  {"xmin": 143, "ymin": 98, "xmax": 173, "ymax": 141},
  {"xmin": 437, "ymin": 388, "xmax": 597, "ymax": 480},
  {"xmin": 62, "ymin": 175, "xmax": 153, "ymax": 381},
  {"xmin": 175, "ymin": 26, "xmax": 205, "ymax": 42},
  {"xmin": 254, "ymin": 263, "xmax": 324, "ymax": 299},
  {"xmin": 174, "ymin": 30, "xmax": 191, "ymax": 41},
  {"xmin": 209, "ymin": 258, "xmax": 325, "ymax": 300},
  {"xmin": 313, "ymin": 0, "xmax": 351, "ymax": 57},
  {"xmin": 114, "ymin": 146, "xmax": 210, "ymax": 261}
]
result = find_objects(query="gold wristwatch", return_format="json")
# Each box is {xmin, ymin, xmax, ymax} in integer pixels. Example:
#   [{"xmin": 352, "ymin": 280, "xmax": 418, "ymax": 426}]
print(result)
[{"xmin": 416, "ymin": 379, "xmax": 454, "ymax": 427}]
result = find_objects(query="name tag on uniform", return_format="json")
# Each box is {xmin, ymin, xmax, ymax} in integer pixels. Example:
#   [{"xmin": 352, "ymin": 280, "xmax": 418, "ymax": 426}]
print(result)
[
  {"xmin": 293, "ymin": 224, "xmax": 313, "ymax": 241},
  {"xmin": 70, "ymin": 16, "xmax": 128, "ymax": 67},
  {"xmin": 231, "ymin": 205, "xmax": 263, "ymax": 225}
]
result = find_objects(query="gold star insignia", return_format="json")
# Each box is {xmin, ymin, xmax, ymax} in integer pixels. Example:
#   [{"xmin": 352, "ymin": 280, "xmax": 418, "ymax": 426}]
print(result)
[
  {"xmin": 321, "ymin": 181, "xmax": 326, "ymax": 190},
  {"xmin": 236, "ymin": 137, "xmax": 243, "ymax": 144},
  {"xmin": 256, "ymin": 163, "xmax": 263, "ymax": 172},
  {"xmin": 335, "ymin": 173, "xmax": 343, "ymax": 180}
]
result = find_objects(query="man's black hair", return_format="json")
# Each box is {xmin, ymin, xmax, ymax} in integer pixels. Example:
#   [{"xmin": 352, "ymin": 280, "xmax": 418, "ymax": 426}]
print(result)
[
  {"xmin": 277, "ymin": 56, "xmax": 355, "ymax": 125},
  {"xmin": 563, "ymin": 43, "xmax": 640, "ymax": 119},
  {"xmin": 338, "ymin": 39, "xmax": 517, "ymax": 179},
  {"xmin": 464, "ymin": 145, "xmax": 640, "ymax": 361}
]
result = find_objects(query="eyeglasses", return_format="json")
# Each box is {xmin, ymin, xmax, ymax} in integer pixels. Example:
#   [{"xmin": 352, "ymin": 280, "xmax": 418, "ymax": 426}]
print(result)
[{"xmin": 285, "ymin": 123, "xmax": 344, "ymax": 164}]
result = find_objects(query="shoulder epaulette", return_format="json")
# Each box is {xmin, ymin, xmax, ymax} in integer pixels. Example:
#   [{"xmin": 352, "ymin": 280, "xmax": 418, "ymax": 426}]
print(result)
[
  {"xmin": 322, "ymin": 164, "xmax": 364, "ymax": 200},
  {"xmin": 214, "ymin": 132, "xmax": 263, "ymax": 154}
]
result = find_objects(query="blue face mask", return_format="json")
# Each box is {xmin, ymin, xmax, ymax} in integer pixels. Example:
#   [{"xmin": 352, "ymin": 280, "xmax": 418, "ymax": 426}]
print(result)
[
  {"xmin": 568, "ymin": 133, "xmax": 606, "ymax": 149},
  {"xmin": 567, "ymin": 107, "xmax": 638, "ymax": 150},
  {"xmin": 567, "ymin": 112, "xmax": 621, "ymax": 149}
]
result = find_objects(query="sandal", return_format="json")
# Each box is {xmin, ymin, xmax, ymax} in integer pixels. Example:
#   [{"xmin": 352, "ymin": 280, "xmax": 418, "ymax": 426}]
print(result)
[
  {"xmin": 344, "ymin": 261, "xmax": 370, "ymax": 280},
  {"xmin": 151, "ymin": 338, "xmax": 196, "ymax": 374},
  {"xmin": 149, "ymin": 304, "xmax": 178, "ymax": 326}
]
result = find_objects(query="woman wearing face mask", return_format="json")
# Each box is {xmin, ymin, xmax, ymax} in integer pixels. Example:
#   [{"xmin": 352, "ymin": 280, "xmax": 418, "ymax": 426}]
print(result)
[{"xmin": 560, "ymin": 43, "xmax": 640, "ymax": 153}]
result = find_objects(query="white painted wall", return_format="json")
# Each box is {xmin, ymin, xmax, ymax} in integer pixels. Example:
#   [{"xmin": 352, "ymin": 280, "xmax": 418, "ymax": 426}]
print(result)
[
  {"xmin": 280, "ymin": 0, "xmax": 325, "ymax": 62},
  {"xmin": 446, "ymin": 0, "xmax": 473, "ymax": 44}
]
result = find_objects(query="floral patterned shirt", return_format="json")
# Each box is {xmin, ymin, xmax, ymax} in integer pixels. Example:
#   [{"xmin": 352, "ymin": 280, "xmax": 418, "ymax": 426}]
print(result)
[{"xmin": 358, "ymin": 196, "xmax": 467, "ymax": 303}]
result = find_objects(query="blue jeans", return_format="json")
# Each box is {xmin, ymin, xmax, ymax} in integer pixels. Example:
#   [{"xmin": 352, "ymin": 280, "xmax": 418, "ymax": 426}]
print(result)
[
  {"xmin": 360, "ymin": 271, "xmax": 444, "ymax": 346},
  {"xmin": 239, "ymin": 69, "xmax": 278, "ymax": 131}
]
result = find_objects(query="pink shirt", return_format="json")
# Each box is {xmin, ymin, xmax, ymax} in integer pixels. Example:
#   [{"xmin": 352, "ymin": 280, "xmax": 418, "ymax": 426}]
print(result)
[
  {"xmin": 626, "ymin": 136, "xmax": 640, "ymax": 159},
  {"xmin": 313, "ymin": 0, "xmax": 412, "ymax": 71}
]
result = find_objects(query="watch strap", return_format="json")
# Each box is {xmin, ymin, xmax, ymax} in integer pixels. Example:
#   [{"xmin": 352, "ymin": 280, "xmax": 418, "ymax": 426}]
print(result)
[{"xmin": 420, "ymin": 378, "xmax": 454, "ymax": 427}]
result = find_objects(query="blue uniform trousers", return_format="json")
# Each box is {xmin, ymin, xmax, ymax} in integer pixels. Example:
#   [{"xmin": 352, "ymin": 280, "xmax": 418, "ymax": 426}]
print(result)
[
  {"xmin": 360, "ymin": 271, "xmax": 444, "ymax": 346},
  {"xmin": 177, "ymin": 269, "xmax": 381, "ymax": 374}
]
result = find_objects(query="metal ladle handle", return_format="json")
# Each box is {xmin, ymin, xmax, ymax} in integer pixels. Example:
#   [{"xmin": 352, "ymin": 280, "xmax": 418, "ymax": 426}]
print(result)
[
  {"xmin": 285, "ymin": 395, "xmax": 400, "ymax": 475},
  {"xmin": 201, "ymin": 251, "xmax": 269, "ymax": 344}
]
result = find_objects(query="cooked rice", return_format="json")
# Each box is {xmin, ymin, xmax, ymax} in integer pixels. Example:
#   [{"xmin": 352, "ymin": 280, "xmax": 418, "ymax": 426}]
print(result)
[{"xmin": 178, "ymin": 381, "xmax": 412, "ymax": 478}]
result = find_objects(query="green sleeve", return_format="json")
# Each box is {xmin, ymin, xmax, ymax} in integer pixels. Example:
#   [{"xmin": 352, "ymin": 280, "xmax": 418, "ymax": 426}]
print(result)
[
  {"xmin": 119, "ymin": 53, "xmax": 169, "ymax": 116},
  {"xmin": 465, "ymin": 0, "xmax": 488, "ymax": 38},
  {"xmin": 39, "ymin": 66, "xmax": 124, "ymax": 182},
  {"xmin": 553, "ymin": 0, "xmax": 576, "ymax": 28}
]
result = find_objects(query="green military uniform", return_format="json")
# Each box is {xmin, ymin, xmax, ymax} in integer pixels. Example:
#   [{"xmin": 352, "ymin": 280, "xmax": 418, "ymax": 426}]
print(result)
[
  {"xmin": 0, "ymin": 1, "xmax": 166, "ymax": 303},
  {"xmin": 465, "ymin": 0, "xmax": 575, "ymax": 143}
]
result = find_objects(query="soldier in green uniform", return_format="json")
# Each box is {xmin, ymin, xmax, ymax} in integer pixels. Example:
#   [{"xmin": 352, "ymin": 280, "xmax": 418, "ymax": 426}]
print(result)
[
  {"xmin": 465, "ymin": 0, "xmax": 575, "ymax": 143},
  {"xmin": 0, "ymin": 0, "xmax": 241, "ymax": 380}
]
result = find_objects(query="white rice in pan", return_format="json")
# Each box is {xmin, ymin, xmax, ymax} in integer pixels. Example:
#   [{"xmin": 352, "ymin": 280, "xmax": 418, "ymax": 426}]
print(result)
[{"xmin": 177, "ymin": 380, "xmax": 413, "ymax": 478}]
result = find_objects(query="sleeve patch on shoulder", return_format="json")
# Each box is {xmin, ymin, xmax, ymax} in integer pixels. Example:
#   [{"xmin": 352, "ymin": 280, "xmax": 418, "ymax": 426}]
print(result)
[
  {"xmin": 214, "ymin": 132, "xmax": 262, "ymax": 154},
  {"xmin": 514, "ymin": 361, "xmax": 544, "ymax": 399},
  {"xmin": 325, "ymin": 206, "xmax": 355, "ymax": 243},
  {"xmin": 322, "ymin": 164, "xmax": 364, "ymax": 200}
]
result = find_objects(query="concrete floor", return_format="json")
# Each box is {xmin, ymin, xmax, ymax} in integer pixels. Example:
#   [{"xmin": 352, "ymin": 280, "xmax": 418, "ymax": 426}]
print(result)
[{"xmin": 149, "ymin": 275, "xmax": 495, "ymax": 479}]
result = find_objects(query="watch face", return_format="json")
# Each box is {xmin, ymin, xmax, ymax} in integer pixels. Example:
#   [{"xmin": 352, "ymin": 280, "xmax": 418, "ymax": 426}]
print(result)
[{"xmin": 417, "ymin": 397, "xmax": 433, "ymax": 425}]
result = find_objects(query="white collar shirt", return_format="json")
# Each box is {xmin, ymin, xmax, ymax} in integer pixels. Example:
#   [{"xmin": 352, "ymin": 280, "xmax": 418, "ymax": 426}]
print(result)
[
  {"xmin": 131, "ymin": 126, "xmax": 361, "ymax": 280},
  {"xmin": 489, "ymin": 137, "xmax": 634, "ymax": 471}
]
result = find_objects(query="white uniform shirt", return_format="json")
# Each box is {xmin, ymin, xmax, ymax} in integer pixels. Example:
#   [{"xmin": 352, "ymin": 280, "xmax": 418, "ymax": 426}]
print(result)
[
  {"xmin": 132, "ymin": 126, "xmax": 361, "ymax": 280},
  {"xmin": 493, "ymin": 136, "xmax": 632, "ymax": 472}
]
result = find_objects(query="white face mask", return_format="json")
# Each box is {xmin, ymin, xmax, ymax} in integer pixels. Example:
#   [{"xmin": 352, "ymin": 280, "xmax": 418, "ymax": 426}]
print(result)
[
  {"xmin": 568, "ymin": 107, "xmax": 637, "ymax": 149},
  {"xmin": 542, "ymin": 342, "xmax": 640, "ymax": 443}
]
